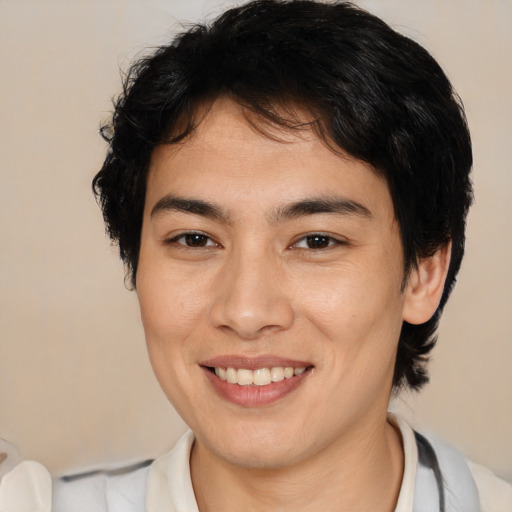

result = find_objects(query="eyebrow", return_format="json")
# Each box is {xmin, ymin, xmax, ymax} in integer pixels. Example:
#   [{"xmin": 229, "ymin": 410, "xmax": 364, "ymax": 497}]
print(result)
[
  {"xmin": 269, "ymin": 197, "xmax": 373, "ymax": 222},
  {"xmin": 150, "ymin": 195, "xmax": 230, "ymax": 222},
  {"xmin": 150, "ymin": 194, "xmax": 372, "ymax": 223}
]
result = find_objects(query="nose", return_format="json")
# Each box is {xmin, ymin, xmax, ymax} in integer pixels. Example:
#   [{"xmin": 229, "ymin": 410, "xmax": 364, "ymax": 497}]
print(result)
[{"xmin": 209, "ymin": 249, "xmax": 294, "ymax": 340}]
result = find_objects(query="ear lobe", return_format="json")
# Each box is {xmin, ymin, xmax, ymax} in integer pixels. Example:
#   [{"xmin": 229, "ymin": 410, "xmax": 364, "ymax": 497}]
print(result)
[{"xmin": 402, "ymin": 242, "xmax": 451, "ymax": 325}]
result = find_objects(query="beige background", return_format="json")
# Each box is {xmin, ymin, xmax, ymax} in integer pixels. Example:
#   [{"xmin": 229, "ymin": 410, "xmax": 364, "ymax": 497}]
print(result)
[{"xmin": 1, "ymin": 0, "xmax": 511, "ymax": 481}]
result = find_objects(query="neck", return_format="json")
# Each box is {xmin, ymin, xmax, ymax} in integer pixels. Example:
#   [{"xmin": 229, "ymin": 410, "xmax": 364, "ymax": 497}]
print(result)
[{"xmin": 190, "ymin": 415, "xmax": 404, "ymax": 512}]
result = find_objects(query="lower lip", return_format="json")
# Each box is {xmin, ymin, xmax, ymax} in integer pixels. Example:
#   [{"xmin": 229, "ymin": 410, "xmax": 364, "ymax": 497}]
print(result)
[{"xmin": 202, "ymin": 367, "xmax": 311, "ymax": 407}]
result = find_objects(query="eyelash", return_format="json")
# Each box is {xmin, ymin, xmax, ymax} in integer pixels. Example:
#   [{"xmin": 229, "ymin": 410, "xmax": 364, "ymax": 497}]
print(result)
[{"xmin": 165, "ymin": 231, "xmax": 345, "ymax": 250}]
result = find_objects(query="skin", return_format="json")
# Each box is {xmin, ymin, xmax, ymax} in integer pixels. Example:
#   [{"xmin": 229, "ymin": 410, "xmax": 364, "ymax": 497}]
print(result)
[{"xmin": 136, "ymin": 98, "xmax": 450, "ymax": 511}]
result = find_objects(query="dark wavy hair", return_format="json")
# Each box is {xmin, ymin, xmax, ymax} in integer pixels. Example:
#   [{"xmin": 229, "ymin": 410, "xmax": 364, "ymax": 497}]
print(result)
[{"xmin": 93, "ymin": 0, "xmax": 473, "ymax": 390}]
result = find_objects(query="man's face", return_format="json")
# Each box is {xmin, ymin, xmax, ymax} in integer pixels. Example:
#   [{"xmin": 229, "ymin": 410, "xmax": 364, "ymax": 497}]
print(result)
[{"xmin": 137, "ymin": 98, "xmax": 410, "ymax": 468}]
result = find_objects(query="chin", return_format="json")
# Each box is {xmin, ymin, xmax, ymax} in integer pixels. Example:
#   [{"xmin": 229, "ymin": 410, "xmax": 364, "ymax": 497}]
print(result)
[
  {"xmin": 217, "ymin": 443, "xmax": 300, "ymax": 470},
  {"xmin": 198, "ymin": 420, "xmax": 314, "ymax": 470}
]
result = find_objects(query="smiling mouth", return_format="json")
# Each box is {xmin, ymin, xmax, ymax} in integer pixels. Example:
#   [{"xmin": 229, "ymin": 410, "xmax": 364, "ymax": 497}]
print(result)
[
  {"xmin": 208, "ymin": 366, "xmax": 312, "ymax": 386},
  {"xmin": 201, "ymin": 359, "xmax": 314, "ymax": 406}
]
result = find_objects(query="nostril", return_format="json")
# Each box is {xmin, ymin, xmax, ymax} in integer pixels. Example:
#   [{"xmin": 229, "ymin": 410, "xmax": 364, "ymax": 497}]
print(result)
[{"xmin": 210, "ymin": 303, "xmax": 295, "ymax": 341}]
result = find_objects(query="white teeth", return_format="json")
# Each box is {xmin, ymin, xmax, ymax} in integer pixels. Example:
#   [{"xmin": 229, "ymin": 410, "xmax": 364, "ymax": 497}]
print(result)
[
  {"xmin": 226, "ymin": 367, "xmax": 237, "ymax": 384},
  {"xmin": 237, "ymin": 369, "xmax": 253, "ymax": 386},
  {"xmin": 284, "ymin": 367, "xmax": 294, "ymax": 379},
  {"xmin": 214, "ymin": 366, "xmax": 308, "ymax": 386},
  {"xmin": 253, "ymin": 368, "xmax": 271, "ymax": 386},
  {"xmin": 270, "ymin": 367, "xmax": 285, "ymax": 382},
  {"xmin": 215, "ymin": 367, "xmax": 227, "ymax": 380}
]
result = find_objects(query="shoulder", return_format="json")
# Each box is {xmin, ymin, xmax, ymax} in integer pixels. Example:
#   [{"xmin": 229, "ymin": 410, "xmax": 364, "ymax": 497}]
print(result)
[
  {"xmin": 52, "ymin": 459, "xmax": 151, "ymax": 512},
  {"xmin": 391, "ymin": 414, "xmax": 512, "ymax": 512},
  {"xmin": 0, "ymin": 458, "xmax": 151, "ymax": 512},
  {"xmin": 417, "ymin": 428, "xmax": 512, "ymax": 512},
  {"xmin": 0, "ymin": 432, "xmax": 195, "ymax": 512},
  {"xmin": 424, "ymin": 433, "xmax": 512, "ymax": 511},
  {"xmin": 0, "ymin": 460, "xmax": 52, "ymax": 512},
  {"xmin": 467, "ymin": 459, "xmax": 512, "ymax": 512}
]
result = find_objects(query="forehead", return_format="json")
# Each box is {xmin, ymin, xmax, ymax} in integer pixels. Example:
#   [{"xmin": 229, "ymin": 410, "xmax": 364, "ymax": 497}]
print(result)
[
  {"xmin": 146, "ymin": 98, "xmax": 393, "ymax": 222},
  {"xmin": 158, "ymin": 97, "xmax": 332, "ymax": 164}
]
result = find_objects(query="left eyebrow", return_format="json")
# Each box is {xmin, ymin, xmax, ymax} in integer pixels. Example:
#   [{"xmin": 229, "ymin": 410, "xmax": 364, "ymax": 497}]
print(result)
[
  {"xmin": 150, "ymin": 195, "xmax": 230, "ymax": 222},
  {"xmin": 269, "ymin": 197, "xmax": 373, "ymax": 223}
]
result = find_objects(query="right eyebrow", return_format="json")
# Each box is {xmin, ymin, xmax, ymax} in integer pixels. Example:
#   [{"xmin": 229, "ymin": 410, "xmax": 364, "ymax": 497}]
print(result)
[
  {"xmin": 150, "ymin": 195, "xmax": 231, "ymax": 222},
  {"xmin": 269, "ymin": 196, "xmax": 373, "ymax": 223}
]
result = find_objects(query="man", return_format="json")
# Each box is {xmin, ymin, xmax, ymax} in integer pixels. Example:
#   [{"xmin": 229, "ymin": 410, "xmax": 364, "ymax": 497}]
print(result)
[{"xmin": 1, "ymin": 1, "xmax": 510, "ymax": 510}]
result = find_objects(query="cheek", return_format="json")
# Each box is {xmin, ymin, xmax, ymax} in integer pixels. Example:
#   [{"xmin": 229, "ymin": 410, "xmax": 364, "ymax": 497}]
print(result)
[
  {"xmin": 295, "ymin": 261, "xmax": 405, "ymax": 365},
  {"xmin": 136, "ymin": 258, "xmax": 208, "ymax": 342},
  {"xmin": 295, "ymin": 264, "xmax": 382, "ymax": 333},
  {"xmin": 135, "ymin": 260, "xmax": 208, "ymax": 412}
]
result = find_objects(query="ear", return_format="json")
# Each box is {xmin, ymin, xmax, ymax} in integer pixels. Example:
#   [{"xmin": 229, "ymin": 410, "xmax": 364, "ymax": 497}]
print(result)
[{"xmin": 402, "ymin": 242, "xmax": 451, "ymax": 325}]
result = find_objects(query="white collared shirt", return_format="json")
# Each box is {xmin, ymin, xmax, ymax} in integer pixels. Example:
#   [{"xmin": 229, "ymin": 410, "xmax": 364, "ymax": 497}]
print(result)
[{"xmin": 1, "ymin": 415, "xmax": 511, "ymax": 511}]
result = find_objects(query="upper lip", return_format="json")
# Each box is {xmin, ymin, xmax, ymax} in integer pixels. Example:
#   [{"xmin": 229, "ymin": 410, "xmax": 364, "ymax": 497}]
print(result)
[{"xmin": 200, "ymin": 355, "xmax": 314, "ymax": 370}]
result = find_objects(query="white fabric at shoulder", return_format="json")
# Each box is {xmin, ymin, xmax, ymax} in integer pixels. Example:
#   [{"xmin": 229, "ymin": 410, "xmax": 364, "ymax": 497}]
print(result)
[
  {"xmin": 52, "ymin": 462, "xmax": 149, "ymax": 512},
  {"xmin": 467, "ymin": 460, "xmax": 512, "ymax": 512},
  {"xmin": 418, "ymin": 434, "xmax": 480, "ymax": 512},
  {"xmin": 146, "ymin": 430, "xmax": 198, "ymax": 512},
  {"xmin": 0, "ymin": 461, "xmax": 52, "ymax": 512}
]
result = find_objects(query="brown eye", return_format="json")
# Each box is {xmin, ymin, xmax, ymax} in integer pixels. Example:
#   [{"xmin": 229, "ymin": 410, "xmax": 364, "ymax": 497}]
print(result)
[
  {"xmin": 293, "ymin": 233, "xmax": 343, "ymax": 250},
  {"xmin": 305, "ymin": 235, "xmax": 330, "ymax": 249},
  {"xmin": 167, "ymin": 232, "xmax": 217, "ymax": 248},
  {"xmin": 184, "ymin": 233, "xmax": 209, "ymax": 247}
]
